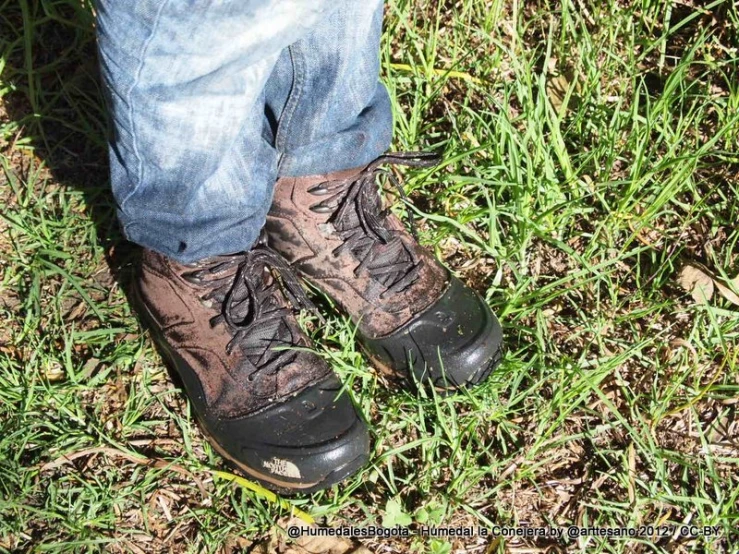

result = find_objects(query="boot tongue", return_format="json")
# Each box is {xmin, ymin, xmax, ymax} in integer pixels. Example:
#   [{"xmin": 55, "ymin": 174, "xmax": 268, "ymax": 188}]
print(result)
[
  {"xmin": 181, "ymin": 248, "xmax": 316, "ymax": 388},
  {"xmin": 181, "ymin": 251, "xmax": 296, "ymax": 352},
  {"xmin": 223, "ymin": 265, "xmax": 266, "ymax": 324},
  {"xmin": 234, "ymin": 262, "xmax": 305, "ymax": 375},
  {"xmin": 330, "ymin": 177, "xmax": 417, "ymax": 291}
]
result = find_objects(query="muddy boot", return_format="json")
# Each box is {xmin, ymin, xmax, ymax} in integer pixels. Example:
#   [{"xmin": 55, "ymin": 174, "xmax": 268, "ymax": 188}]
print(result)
[
  {"xmin": 134, "ymin": 243, "xmax": 369, "ymax": 493},
  {"xmin": 266, "ymin": 152, "xmax": 503, "ymax": 389}
]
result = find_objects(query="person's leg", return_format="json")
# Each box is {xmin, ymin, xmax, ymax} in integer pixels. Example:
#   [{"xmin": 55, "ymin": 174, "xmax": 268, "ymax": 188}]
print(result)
[
  {"xmin": 96, "ymin": 0, "xmax": 343, "ymax": 263},
  {"xmin": 264, "ymin": 0, "xmax": 504, "ymax": 389},
  {"xmin": 95, "ymin": 0, "xmax": 374, "ymax": 492},
  {"xmin": 263, "ymin": 0, "xmax": 393, "ymax": 177}
]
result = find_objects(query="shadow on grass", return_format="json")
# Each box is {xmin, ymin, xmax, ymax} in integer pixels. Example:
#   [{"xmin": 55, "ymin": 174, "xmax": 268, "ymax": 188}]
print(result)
[{"xmin": 2, "ymin": 2, "xmax": 138, "ymax": 299}]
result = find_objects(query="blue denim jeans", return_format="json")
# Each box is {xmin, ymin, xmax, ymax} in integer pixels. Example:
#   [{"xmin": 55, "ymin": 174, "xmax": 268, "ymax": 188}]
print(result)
[{"xmin": 95, "ymin": 0, "xmax": 392, "ymax": 263}]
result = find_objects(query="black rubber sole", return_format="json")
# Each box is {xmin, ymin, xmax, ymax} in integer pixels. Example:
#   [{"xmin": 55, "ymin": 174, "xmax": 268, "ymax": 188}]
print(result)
[{"xmin": 200, "ymin": 419, "xmax": 370, "ymax": 496}]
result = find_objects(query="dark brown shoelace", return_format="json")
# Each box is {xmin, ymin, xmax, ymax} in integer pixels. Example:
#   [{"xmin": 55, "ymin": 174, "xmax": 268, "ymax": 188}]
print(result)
[
  {"xmin": 307, "ymin": 151, "xmax": 440, "ymax": 299},
  {"xmin": 182, "ymin": 245, "xmax": 317, "ymax": 381}
]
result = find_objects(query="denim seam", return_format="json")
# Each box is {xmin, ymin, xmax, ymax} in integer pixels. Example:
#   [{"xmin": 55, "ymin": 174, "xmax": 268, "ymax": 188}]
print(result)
[
  {"xmin": 119, "ymin": 0, "xmax": 171, "ymax": 211},
  {"xmin": 275, "ymin": 43, "xmax": 305, "ymax": 174}
]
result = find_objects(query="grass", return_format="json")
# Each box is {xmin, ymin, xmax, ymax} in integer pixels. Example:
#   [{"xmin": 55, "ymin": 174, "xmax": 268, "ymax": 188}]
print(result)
[{"xmin": 1, "ymin": 0, "xmax": 738, "ymax": 552}]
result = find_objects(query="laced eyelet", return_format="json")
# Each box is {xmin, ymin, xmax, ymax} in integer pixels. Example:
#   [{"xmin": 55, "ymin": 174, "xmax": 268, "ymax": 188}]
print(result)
[
  {"xmin": 307, "ymin": 183, "xmax": 331, "ymax": 195},
  {"xmin": 309, "ymin": 204, "xmax": 333, "ymax": 214}
]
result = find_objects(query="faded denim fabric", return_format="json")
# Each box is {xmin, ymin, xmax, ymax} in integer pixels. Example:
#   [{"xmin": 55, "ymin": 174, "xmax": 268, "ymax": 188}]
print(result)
[{"xmin": 95, "ymin": 0, "xmax": 392, "ymax": 263}]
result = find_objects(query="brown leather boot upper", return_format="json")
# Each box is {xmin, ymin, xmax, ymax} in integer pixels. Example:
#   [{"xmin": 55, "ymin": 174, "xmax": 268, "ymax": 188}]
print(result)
[
  {"xmin": 266, "ymin": 153, "xmax": 448, "ymax": 339},
  {"xmin": 136, "ymin": 247, "xmax": 331, "ymax": 419}
]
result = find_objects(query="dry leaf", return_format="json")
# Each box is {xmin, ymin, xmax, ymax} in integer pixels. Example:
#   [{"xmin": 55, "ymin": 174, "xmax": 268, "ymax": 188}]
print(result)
[
  {"xmin": 546, "ymin": 67, "xmax": 581, "ymax": 114},
  {"xmin": 677, "ymin": 263, "xmax": 739, "ymax": 307},
  {"xmin": 546, "ymin": 73, "xmax": 570, "ymax": 112},
  {"xmin": 714, "ymin": 276, "xmax": 739, "ymax": 306},
  {"xmin": 677, "ymin": 264, "xmax": 714, "ymax": 304},
  {"xmin": 81, "ymin": 357, "xmax": 101, "ymax": 379}
]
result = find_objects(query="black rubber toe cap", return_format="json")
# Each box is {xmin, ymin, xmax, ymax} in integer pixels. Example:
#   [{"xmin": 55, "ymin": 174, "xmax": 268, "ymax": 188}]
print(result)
[
  {"xmin": 361, "ymin": 276, "xmax": 503, "ymax": 389},
  {"xmin": 204, "ymin": 374, "xmax": 370, "ymax": 494}
]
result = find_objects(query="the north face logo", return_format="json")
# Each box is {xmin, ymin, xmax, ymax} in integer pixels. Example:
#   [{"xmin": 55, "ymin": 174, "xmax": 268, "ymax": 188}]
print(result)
[{"xmin": 263, "ymin": 457, "xmax": 302, "ymax": 479}]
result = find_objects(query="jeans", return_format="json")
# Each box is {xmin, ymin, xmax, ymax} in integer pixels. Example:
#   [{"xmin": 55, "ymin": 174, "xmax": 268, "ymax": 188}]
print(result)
[{"xmin": 95, "ymin": 0, "xmax": 392, "ymax": 263}]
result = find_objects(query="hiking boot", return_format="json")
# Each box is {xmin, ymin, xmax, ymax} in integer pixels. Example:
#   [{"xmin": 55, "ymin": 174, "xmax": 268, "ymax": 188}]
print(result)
[
  {"xmin": 266, "ymin": 152, "xmax": 503, "ymax": 389},
  {"xmin": 133, "ymin": 243, "xmax": 370, "ymax": 494}
]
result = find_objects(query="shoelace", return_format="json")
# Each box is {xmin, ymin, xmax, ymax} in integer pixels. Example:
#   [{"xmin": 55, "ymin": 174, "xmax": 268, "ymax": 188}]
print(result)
[
  {"xmin": 307, "ymin": 151, "xmax": 440, "ymax": 298},
  {"xmin": 182, "ymin": 246, "xmax": 318, "ymax": 381}
]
